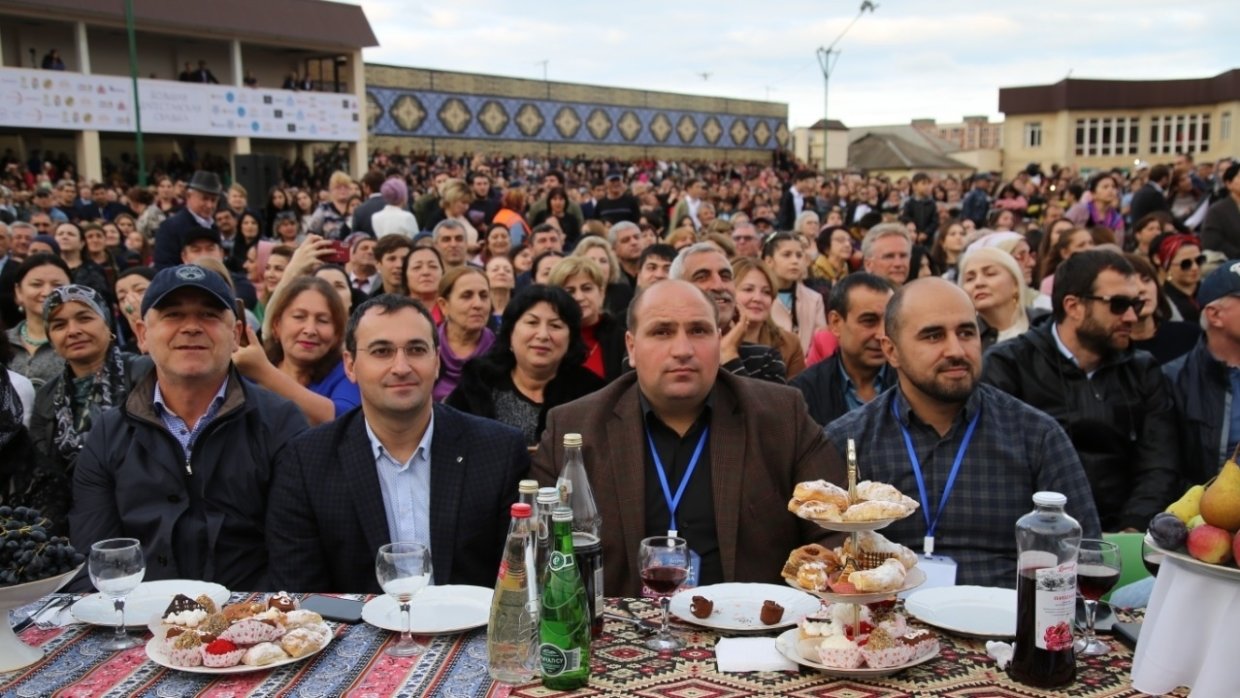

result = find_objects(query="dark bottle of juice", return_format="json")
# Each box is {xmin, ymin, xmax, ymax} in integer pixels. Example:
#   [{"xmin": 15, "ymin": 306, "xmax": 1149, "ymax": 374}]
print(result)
[{"xmin": 1009, "ymin": 491, "xmax": 1081, "ymax": 689}]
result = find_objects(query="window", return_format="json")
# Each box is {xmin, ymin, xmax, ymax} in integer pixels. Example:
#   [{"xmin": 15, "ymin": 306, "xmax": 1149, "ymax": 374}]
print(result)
[
  {"xmin": 1075, "ymin": 116, "xmax": 1139, "ymax": 156},
  {"xmin": 1223, "ymin": 112, "xmax": 1232, "ymax": 142},
  {"xmin": 1149, "ymin": 113, "xmax": 1210, "ymax": 154},
  {"xmin": 1023, "ymin": 121, "xmax": 1042, "ymax": 149}
]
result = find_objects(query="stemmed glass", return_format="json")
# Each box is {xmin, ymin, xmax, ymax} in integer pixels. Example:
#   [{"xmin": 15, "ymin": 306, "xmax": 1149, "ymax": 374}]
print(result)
[
  {"xmin": 88, "ymin": 538, "xmax": 145, "ymax": 651},
  {"xmin": 639, "ymin": 536, "xmax": 690, "ymax": 651},
  {"xmin": 1075, "ymin": 539, "xmax": 1121, "ymax": 656},
  {"xmin": 376, "ymin": 542, "xmax": 432, "ymax": 657},
  {"xmin": 1141, "ymin": 538, "xmax": 1163, "ymax": 577}
]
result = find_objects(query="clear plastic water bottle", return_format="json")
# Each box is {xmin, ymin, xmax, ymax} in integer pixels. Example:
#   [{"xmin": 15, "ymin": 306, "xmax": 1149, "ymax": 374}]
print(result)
[
  {"xmin": 1009, "ymin": 491, "xmax": 1081, "ymax": 688},
  {"xmin": 535, "ymin": 487, "xmax": 559, "ymax": 582},
  {"xmin": 487, "ymin": 503, "xmax": 539, "ymax": 685}
]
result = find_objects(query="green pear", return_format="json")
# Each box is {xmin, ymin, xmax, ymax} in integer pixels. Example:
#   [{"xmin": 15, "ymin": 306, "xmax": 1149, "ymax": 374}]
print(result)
[
  {"xmin": 1187, "ymin": 515, "xmax": 1207, "ymax": 530},
  {"xmin": 1166, "ymin": 485, "xmax": 1206, "ymax": 523}
]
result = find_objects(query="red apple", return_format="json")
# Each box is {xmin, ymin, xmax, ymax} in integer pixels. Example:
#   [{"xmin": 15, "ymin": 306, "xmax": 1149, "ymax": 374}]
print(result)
[
  {"xmin": 1233, "ymin": 531, "xmax": 1240, "ymax": 567},
  {"xmin": 1187, "ymin": 524, "xmax": 1234, "ymax": 565}
]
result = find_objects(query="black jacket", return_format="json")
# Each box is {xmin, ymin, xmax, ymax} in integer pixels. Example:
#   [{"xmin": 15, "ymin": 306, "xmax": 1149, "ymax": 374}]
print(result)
[
  {"xmin": 593, "ymin": 312, "xmax": 629, "ymax": 382},
  {"xmin": 1129, "ymin": 183, "xmax": 1169, "ymax": 226},
  {"xmin": 69, "ymin": 368, "xmax": 308, "ymax": 590},
  {"xmin": 790, "ymin": 352, "xmax": 897, "ymax": 427},
  {"xmin": 981, "ymin": 318, "xmax": 1181, "ymax": 531},
  {"xmin": 901, "ymin": 197, "xmax": 939, "ymax": 240},
  {"xmin": 777, "ymin": 189, "xmax": 815, "ymax": 232},
  {"xmin": 1163, "ymin": 339, "xmax": 1231, "ymax": 486},
  {"xmin": 153, "ymin": 208, "xmax": 215, "ymax": 270},
  {"xmin": 445, "ymin": 357, "xmax": 605, "ymax": 445},
  {"xmin": 349, "ymin": 194, "xmax": 385, "ymax": 235}
]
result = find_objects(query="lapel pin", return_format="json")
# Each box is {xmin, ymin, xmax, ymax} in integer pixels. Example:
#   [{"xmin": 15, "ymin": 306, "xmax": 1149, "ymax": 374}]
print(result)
[{"xmin": 456, "ymin": 456, "xmax": 463, "ymax": 463}]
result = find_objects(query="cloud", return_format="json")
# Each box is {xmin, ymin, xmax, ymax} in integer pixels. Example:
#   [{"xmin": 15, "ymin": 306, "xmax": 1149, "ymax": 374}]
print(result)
[{"xmin": 351, "ymin": 0, "xmax": 1235, "ymax": 129}]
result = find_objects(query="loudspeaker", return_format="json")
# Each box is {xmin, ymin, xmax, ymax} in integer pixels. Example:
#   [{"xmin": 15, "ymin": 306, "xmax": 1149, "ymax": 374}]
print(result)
[{"xmin": 232, "ymin": 153, "xmax": 283, "ymax": 205}]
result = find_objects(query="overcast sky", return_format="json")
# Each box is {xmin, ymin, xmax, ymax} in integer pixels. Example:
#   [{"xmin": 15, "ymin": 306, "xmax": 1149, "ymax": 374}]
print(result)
[{"xmin": 352, "ymin": 0, "xmax": 1236, "ymax": 129}]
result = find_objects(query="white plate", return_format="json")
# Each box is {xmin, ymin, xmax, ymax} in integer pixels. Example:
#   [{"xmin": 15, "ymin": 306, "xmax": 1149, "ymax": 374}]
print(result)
[
  {"xmin": 362, "ymin": 585, "xmax": 492, "ymax": 634},
  {"xmin": 786, "ymin": 566, "xmax": 927, "ymax": 605},
  {"xmin": 1144, "ymin": 534, "xmax": 1240, "ymax": 583},
  {"xmin": 72, "ymin": 579, "xmax": 230, "ymax": 628},
  {"xmin": 773, "ymin": 627, "xmax": 939, "ymax": 677},
  {"xmin": 904, "ymin": 585, "xmax": 1016, "ymax": 639},
  {"xmin": 144, "ymin": 628, "xmax": 329, "ymax": 674},
  {"xmin": 668, "ymin": 583, "xmax": 822, "ymax": 632},
  {"xmin": 809, "ymin": 518, "xmax": 899, "ymax": 532}
]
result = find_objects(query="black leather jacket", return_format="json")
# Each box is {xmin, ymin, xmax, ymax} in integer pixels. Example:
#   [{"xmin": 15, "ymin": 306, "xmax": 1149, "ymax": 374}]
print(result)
[
  {"xmin": 982, "ymin": 318, "xmax": 1181, "ymax": 531},
  {"xmin": 1163, "ymin": 338, "xmax": 1231, "ymax": 486}
]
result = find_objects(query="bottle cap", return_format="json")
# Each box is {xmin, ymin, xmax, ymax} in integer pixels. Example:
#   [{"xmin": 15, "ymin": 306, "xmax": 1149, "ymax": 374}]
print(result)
[
  {"xmin": 563, "ymin": 433, "xmax": 583, "ymax": 447},
  {"xmin": 536, "ymin": 487, "xmax": 559, "ymax": 503},
  {"xmin": 511, "ymin": 503, "xmax": 533, "ymax": 518},
  {"xmin": 552, "ymin": 505, "xmax": 573, "ymax": 522},
  {"xmin": 518, "ymin": 479, "xmax": 539, "ymax": 494},
  {"xmin": 1032, "ymin": 491, "xmax": 1067, "ymax": 507}
]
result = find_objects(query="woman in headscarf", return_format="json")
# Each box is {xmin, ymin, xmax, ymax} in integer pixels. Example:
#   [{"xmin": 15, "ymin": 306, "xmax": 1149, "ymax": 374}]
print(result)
[{"xmin": 28, "ymin": 285, "xmax": 145, "ymax": 531}]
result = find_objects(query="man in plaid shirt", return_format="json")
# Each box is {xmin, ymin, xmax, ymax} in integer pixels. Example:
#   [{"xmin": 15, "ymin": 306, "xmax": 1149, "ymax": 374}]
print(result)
[{"xmin": 825, "ymin": 278, "xmax": 1100, "ymax": 588}]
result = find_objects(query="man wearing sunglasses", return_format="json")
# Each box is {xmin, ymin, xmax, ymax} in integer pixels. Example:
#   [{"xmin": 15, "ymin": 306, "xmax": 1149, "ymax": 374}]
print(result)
[{"xmin": 982, "ymin": 249, "xmax": 1181, "ymax": 533}]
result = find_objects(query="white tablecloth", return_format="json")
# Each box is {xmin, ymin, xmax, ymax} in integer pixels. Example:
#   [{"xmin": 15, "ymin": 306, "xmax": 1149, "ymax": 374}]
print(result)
[{"xmin": 1131, "ymin": 555, "xmax": 1240, "ymax": 698}]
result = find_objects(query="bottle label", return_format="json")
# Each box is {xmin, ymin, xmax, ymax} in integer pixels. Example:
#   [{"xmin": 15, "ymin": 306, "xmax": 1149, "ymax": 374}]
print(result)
[
  {"xmin": 1034, "ymin": 561, "xmax": 1077, "ymax": 651},
  {"xmin": 496, "ymin": 560, "xmax": 509, "ymax": 581},
  {"xmin": 549, "ymin": 551, "xmax": 575, "ymax": 573},
  {"xmin": 540, "ymin": 643, "xmax": 580, "ymax": 676}
]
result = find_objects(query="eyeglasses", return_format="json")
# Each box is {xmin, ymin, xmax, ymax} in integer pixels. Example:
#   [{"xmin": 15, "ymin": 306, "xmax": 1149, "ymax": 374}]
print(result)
[
  {"xmin": 1179, "ymin": 255, "xmax": 1207, "ymax": 271},
  {"xmin": 1079, "ymin": 294, "xmax": 1145, "ymax": 316}
]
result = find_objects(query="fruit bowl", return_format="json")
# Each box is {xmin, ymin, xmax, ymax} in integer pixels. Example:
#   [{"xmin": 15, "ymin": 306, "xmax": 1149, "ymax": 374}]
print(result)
[
  {"xmin": 1143, "ymin": 535, "xmax": 1240, "ymax": 584},
  {"xmin": 0, "ymin": 564, "xmax": 82, "ymax": 671}
]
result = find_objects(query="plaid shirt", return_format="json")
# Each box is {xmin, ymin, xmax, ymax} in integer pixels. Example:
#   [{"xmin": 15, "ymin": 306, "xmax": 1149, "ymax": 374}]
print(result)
[
  {"xmin": 824, "ymin": 383, "xmax": 1101, "ymax": 588},
  {"xmin": 153, "ymin": 378, "xmax": 229, "ymax": 469}
]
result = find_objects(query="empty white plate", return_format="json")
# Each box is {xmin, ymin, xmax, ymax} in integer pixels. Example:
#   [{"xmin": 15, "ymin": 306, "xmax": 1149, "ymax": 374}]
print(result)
[
  {"xmin": 72, "ymin": 579, "xmax": 230, "ymax": 628},
  {"xmin": 362, "ymin": 585, "xmax": 492, "ymax": 634},
  {"xmin": 903, "ymin": 585, "xmax": 1016, "ymax": 638}
]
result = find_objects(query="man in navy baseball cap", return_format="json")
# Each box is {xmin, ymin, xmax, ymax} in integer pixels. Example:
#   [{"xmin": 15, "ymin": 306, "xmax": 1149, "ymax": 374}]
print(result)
[{"xmin": 140, "ymin": 263, "xmax": 234, "ymax": 316}]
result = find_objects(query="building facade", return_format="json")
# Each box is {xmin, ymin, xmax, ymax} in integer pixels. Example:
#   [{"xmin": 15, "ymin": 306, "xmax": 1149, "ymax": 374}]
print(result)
[
  {"xmin": 0, "ymin": 0, "xmax": 375, "ymax": 181},
  {"xmin": 911, "ymin": 116, "xmax": 1003, "ymax": 151},
  {"xmin": 999, "ymin": 70, "xmax": 1240, "ymax": 180},
  {"xmin": 792, "ymin": 119, "xmax": 848, "ymax": 172}
]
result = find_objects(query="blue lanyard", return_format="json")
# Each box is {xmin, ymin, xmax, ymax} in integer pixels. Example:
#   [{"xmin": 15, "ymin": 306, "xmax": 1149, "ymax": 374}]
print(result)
[
  {"xmin": 891, "ymin": 400, "xmax": 980, "ymax": 557},
  {"xmin": 646, "ymin": 426, "xmax": 710, "ymax": 538}
]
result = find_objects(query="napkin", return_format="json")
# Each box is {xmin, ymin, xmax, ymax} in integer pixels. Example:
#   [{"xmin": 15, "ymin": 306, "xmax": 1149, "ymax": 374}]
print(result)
[
  {"xmin": 715, "ymin": 637, "xmax": 798, "ymax": 673},
  {"xmin": 985, "ymin": 641, "xmax": 1013, "ymax": 670}
]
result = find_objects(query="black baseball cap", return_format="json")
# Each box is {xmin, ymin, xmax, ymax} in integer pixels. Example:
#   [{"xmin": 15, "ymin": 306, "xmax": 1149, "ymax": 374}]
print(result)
[{"xmin": 141, "ymin": 264, "xmax": 234, "ymax": 316}]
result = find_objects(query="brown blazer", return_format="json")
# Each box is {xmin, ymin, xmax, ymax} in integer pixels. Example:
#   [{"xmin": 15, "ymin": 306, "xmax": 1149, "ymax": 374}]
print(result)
[{"xmin": 531, "ymin": 371, "xmax": 845, "ymax": 597}]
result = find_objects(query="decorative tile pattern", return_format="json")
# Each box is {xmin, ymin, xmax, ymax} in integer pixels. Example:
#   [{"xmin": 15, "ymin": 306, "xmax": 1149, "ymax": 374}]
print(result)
[
  {"xmin": 775, "ymin": 121, "xmax": 791, "ymax": 148},
  {"xmin": 366, "ymin": 86, "xmax": 787, "ymax": 150},
  {"xmin": 676, "ymin": 114, "xmax": 698, "ymax": 144},
  {"xmin": 587, "ymin": 108, "xmax": 613, "ymax": 140},
  {"xmin": 477, "ymin": 100, "xmax": 509, "ymax": 136},
  {"xmin": 438, "ymin": 97, "xmax": 472, "ymax": 134},
  {"xmin": 617, "ymin": 111, "xmax": 642, "ymax": 142},
  {"xmin": 554, "ymin": 106, "xmax": 582, "ymax": 139},
  {"xmin": 515, "ymin": 103, "xmax": 545, "ymax": 137}
]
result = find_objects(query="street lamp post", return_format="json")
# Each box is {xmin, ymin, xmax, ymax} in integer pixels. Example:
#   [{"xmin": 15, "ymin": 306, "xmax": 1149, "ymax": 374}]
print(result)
[{"xmin": 815, "ymin": 1, "xmax": 877, "ymax": 174}]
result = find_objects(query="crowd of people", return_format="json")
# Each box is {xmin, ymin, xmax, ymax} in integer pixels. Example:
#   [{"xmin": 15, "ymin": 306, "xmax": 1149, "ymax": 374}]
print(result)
[{"xmin": 1, "ymin": 144, "xmax": 1239, "ymax": 597}]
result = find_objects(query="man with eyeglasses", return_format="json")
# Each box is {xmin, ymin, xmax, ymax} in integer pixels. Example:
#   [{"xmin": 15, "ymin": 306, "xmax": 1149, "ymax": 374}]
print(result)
[
  {"xmin": 266, "ymin": 294, "xmax": 529, "ymax": 592},
  {"xmin": 730, "ymin": 221, "xmax": 762, "ymax": 259},
  {"xmin": 983, "ymin": 250, "xmax": 1181, "ymax": 533},
  {"xmin": 1165, "ymin": 260, "xmax": 1240, "ymax": 489}
]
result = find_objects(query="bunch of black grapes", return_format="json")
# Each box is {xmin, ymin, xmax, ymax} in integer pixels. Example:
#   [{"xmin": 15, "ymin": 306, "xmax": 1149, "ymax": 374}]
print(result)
[{"xmin": 0, "ymin": 506, "xmax": 85, "ymax": 586}]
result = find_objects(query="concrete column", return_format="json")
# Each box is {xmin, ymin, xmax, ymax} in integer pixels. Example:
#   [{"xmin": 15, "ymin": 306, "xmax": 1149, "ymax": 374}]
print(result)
[
  {"xmin": 230, "ymin": 39, "xmax": 243, "ymax": 86},
  {"xmin": 231, "ymin": 137, "xmax": 252, "ymax": 158},
  {"xmin": 348, "ymin": 49, "xmax": 367, "ymax": 175},
  {"xmin": 74, "ymin": 21, "xmax": 90, "ymax": 74},
  {"xmin": 72, "ymin": 21, "xmax": 102, "ymax": 182}
]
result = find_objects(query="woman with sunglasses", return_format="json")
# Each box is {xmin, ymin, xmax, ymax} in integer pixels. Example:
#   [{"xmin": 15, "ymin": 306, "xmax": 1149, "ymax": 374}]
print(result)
[
  {"xmin": 1125, "ymin": 253, "xmax": 1200, "ymax": 365},
  {"xmin": 1157, "ymin": 233, "xmax": 1204, "ymax": 324}
]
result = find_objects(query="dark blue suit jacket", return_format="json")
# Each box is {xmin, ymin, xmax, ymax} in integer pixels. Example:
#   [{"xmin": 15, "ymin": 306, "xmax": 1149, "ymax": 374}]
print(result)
[
  {"xmin": 153, "ymin": 208, "xmax": 215, "ymax": 270},
  {"xmin": 266, "ymin": 403, "xmax": 529, "ymax": 593}
]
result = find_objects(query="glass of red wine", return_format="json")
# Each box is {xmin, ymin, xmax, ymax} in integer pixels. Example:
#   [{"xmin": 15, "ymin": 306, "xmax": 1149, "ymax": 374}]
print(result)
[
  {"xmin": 1075, "ymin": 539, "xmax": 1121, "ymax": 656},
  {"xmin": 1141, "ymin": 538, "xmax": 1163, "ymax": 577},
  {"xmin": 640, "ymin": 536, "xmax": 690, "ymax": 651}
]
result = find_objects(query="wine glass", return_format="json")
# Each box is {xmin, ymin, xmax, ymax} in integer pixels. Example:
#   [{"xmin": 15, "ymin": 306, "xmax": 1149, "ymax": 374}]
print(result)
[
  {"xmin": 1141, "ymin": 538, "xmax": 1163, "ymax": 577},
  {"xmin": 1075, "ymin": 539, "xmax": 1121, "ymax": 656},
  {"xmin": 376, "ymin": 542, "xmax": 432, "ymax": 657},
  {"xmin": 88, "ymin": 538, "xmax": 145, "ymax": 651},
  {"xmin": 639, "ymin": 536, "xmax": 689, "ymax": 651}
]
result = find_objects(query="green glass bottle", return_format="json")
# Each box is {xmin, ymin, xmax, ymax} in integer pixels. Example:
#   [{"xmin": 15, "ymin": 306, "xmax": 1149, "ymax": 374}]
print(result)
[{"xmin": 539, "ymin": 505, "xmax": 591, "ymax": 690}]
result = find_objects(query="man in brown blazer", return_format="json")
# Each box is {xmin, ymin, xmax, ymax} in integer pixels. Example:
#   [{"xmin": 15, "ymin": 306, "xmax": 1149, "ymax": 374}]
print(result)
[{"xmin": 532, "ymin": 279, "xmax": 845, "ymax": 597}]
